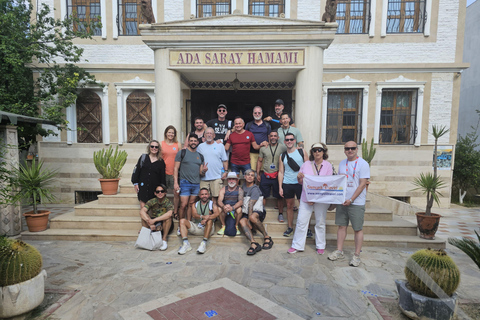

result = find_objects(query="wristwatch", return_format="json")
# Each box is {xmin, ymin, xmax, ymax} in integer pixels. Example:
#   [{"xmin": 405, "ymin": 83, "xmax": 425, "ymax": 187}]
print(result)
[{"xmin": 349, "ymin": 198, "xmax": 353, "ymax": 203}]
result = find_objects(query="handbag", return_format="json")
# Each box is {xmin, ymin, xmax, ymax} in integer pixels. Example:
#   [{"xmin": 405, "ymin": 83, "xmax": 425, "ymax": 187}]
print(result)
[
  {"xmin": 242, "ymin": 196, "xmax": 264, "ymax": 214},
  {"xmin": 135, "ymin": 227, "xmax": 163, "ymax": 250}
]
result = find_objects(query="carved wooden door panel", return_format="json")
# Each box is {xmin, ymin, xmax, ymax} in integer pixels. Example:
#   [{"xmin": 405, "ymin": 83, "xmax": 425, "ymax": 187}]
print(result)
[
  {"xmin": 126, "ymin": 90, "xmax": 152, "ymax": 143},
  {"xmin": 76, "ymin": 90, "xmax": 102, "ymax": 143}
]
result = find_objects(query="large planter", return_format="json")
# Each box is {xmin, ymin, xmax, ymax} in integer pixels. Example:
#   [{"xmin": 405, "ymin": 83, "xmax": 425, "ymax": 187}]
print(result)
[
  {"xmin": 23, "ymin": 210, "xmax": 50, "ymax": 232},
  {"xmin": 99, "ymin": 178, "xmax": 120, "ymax": 195},
  {"xmin": 395, "ymin": 279, "xmax": 457, "ymax": 320},
  {"xmin": 415, "ymin": 212, "xmax": 441, "ymax": 240},
  {"xmin": 0, "ymin": 269, "xmax": 47, "ymax": 318}
]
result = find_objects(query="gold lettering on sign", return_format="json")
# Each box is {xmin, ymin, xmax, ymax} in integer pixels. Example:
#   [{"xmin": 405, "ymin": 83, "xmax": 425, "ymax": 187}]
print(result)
[{"xmin": 170, "ymin": 50, "xmax": 304, "ymax": 67}]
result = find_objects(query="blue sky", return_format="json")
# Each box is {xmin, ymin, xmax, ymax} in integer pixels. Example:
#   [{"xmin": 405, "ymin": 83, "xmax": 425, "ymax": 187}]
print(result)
[{"xmin": 467, "ymin": 0, "xmax": 477, "ymax": 6}]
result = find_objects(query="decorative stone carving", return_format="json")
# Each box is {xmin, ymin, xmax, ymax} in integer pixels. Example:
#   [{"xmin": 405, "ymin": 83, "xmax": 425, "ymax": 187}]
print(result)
[
  {"xmin": 140, "ymin": 0, "xmax": 156, "ymax": 24},
  {"xmin": 322, "ymin": 0, "xmax": 337, "ymax": 22}
]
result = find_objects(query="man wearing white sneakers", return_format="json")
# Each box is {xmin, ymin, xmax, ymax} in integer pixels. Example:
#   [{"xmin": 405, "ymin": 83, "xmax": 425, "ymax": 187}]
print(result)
[
  {"xmin": 178, "ymin": 188, "xmax": 219, "ymax": 254},
  {"xmin": 328, "ymin": 141, "xmax": 370, "ymax": 267}
]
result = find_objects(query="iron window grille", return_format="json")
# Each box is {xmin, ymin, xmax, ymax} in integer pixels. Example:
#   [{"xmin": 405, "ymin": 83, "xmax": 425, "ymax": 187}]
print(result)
[
  {"xmin": 117, "ymin": 0, "xmax": 143, "ymax": 36},
  {"xmin": 249, "ymin": 0, "xmax": 284, "ymax": 17},
  {"xmin": 386, "ymin": 0, "xmax": 426, "ymax": 33},
  {"xmin": 326, "ymin": 89, "xmax": 363, "ymax": 145},
  {"xmin": 336, "ymin": 0, "xmax": 371, "ymax": 34},
  {"xmin": 379, "ymin": 89, "xmax": 418, "ymax": 144},
  {"xmin": 66, "ymin": 0, "xmax": 101, "ymax": 35},
  {"xmin": 197, "ymin": 0, "xmax": 231, "ymax": 17}
]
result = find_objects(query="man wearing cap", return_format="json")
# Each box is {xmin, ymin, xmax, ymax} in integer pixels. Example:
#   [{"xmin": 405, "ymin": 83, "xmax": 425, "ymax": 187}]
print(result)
[
  {"xmin": 245, "ymin": 106, "xmax": 270, "ymax": 171},
  {"xmin": 206, "ymin": 104, "xmax": 232, "ymax": 144},
  {"xmin": 277, "ymin": 113, "xmax": 304, "ymax": 149},
  {"xmin": 217, "ymin": 171, "xmax": 244, "ymax": 235},
  {"xmin": 328, "ymin": 141, "xmax": 370, "ymax": 267},
  {"xmin": 264, "ymin": 98, "xmax": 295, "ymax": 131}
]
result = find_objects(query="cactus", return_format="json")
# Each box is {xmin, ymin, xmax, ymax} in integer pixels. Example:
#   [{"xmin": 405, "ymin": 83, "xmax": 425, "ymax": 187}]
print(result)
[
  {"xmin": 405, "ymin": 248, "xmax": 460, "ymax": 298},
  {"xmin": 0, "ymin": 237, "xmax": 43, "ymax": 286},
  {"xmin": 93, "ymin": 145, "xmax": 128, "ymax": 179},
  {"xmin": 361, "ymin": 138, "xmax": 376, "ymax": 166}
]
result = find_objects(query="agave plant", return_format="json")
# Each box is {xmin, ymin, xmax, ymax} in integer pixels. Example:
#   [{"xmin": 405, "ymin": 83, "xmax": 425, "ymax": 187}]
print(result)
[
  {"xmin": 12, "ymin": 158, "xmax": 58, "ymax": 214},
  {"xmin": 412, "ymin": 172, "xmax": 446, "ymax": 216},
  {"xmin": 361, "ymin": 138, "xmax": 376, "ymax": 166},
  {"xmin": 448, "ymin": 230, "xmax": 480, "ymax": 270}
]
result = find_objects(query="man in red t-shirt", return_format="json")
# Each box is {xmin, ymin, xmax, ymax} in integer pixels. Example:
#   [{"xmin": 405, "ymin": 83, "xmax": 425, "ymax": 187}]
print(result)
[{"xmin": 225, "ymin": 117, "xmax": 261, "ymax": 174}]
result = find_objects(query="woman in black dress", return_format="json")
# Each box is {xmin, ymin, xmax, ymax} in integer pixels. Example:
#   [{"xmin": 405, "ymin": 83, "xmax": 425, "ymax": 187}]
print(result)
[{"xmin": 132, "ymin": 140, "xmax": 166, "ymax": 208}]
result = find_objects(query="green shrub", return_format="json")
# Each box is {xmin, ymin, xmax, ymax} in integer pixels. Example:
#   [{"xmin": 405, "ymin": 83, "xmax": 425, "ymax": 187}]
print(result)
[
  {"xmin": 93, "ymin": 145, "xmax": 128, "ymax": 179},
  {"xmin": 0, "ymin": 237, "xmax": 43, "ymax": 286}
]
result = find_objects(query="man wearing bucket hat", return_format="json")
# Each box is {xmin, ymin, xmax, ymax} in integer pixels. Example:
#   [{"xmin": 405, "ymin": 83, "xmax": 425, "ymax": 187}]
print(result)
[{"xmin": 217, "ymin": 171, "xmax": 244, "ymax": 235}]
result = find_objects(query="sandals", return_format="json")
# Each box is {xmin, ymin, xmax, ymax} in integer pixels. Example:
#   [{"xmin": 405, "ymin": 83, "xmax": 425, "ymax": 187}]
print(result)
[
  {"xmin": 173, "ymin": 212, "xmax": 179, "ymax": 220},
  {"xmin": 247, "ymin": 242, "xmax": 262, "ymax": 255},
  {"xmin": 263, "ymin": 236, "xmax": 274, "ymax": 250}
]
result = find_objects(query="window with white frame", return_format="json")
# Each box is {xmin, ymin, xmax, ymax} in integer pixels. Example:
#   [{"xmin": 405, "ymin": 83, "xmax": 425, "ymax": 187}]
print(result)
[
  {"xmin": 117, "ymin": 0, "xmax": 142, "ymax": 35},
  {"xmin": 249, "ymin": 0, "xmax": 284, "ymax": 17},
  {"xmin": 197, "ymin": 0, "xmax": 231, "ymax": 17},
  {"xmin": 379, "ymin": 89, "xmax": 417, "ymax": 144},
  {"xmin": 326, "ymin": 89, "xmax": 363, "ymax": 144},
  {"xmin": 336, "ymin": 0, "xmax": 371, "ymax": 34},
  {"xmin": 386, "ymin": 0, "xmax": 425, "ymax": 33},
  {"xmin": 66, "ymin": 0, "xmax": 101, "ymax": 35}
]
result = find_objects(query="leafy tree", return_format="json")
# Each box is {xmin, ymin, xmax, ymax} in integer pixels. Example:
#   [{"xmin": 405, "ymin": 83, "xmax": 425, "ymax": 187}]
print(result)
[{"xmin": 0, "ymin": 0, "xmax": 101, "ymax": 148}]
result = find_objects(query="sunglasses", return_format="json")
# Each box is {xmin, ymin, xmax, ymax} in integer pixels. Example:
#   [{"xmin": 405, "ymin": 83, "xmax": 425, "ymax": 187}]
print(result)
[
  {"xmin": 150, "ymin": 145, "xmax": 159, "ymax": 149},
  {"xmin": 155, "ymin": 189, "xmax": 167, "ymax": 194},
  {"xmin": 285, "ymin": 138, "xmax": 295, "ymax": 142},
  {"xmin": 312, "ymin": 148, "xmax": 324, "ymax": 153},
  {"xmin": 218, "ymin": 109, "xmax": 227, "ymax": 112},
  {"xmin": 344, "ymin": 147, "xmax": 357, "ymax": 151}
]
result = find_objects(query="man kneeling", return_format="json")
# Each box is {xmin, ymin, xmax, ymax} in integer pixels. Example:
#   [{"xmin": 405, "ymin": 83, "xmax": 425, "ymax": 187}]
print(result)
[
  {"xmin": 178, "ymin": 188, "xmax": 219, "ymax": 254},
  {"xmin": 240, "ymin": 169, "xmax": 274, "ymax": 255}
]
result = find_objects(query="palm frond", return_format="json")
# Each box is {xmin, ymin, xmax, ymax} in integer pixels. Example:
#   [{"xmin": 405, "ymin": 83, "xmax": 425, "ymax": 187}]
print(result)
[{"xmin": 448, "ymin": 230, "xmax": 480, "ymax": 270}]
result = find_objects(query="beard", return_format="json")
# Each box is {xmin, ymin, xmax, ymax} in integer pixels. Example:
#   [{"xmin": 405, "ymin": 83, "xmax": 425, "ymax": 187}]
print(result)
[
  {"xmin": 253, "ymin": 115, "xmax": 262, "ymax": 121},
  {"xmin": 228, "ymin": 182, "xmax": 237, "ymax": 188}
]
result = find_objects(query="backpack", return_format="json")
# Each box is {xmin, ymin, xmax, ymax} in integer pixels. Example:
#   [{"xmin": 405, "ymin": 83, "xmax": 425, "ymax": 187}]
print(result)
[
  {"xmin": 281, "ymin": 149, "xmax": 304, "ymax": 172},
  {"xmin": 131, "ymin": 154, "xmax": 147, "ymax": 184},
  {"xmin": 224, "ymin": 211, "xmax": 237, "ymax": 236}
]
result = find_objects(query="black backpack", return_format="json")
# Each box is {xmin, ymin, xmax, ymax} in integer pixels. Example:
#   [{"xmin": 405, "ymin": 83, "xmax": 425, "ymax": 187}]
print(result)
[{"xmin": 224, "ymin": 211, "xmax": 237, "ymax": 236}]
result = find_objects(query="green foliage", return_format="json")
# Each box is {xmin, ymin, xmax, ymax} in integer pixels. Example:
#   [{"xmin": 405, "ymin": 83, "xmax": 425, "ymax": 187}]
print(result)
[
  {"xmin": 0, "ymin": 142, "xmax": 15, "ymax": 205},
  {"xmin": 412, "ymin": 172, "xmax": 446, "ymax": 216},
  {"xmin": 361, "ymin": 138, "xmax": 376, "ymax": 166},
  {"xmin": 93, "ymin": 146, "xmax": 128, "ymax": 179},
  {"xmin": 405, "ymin": 248, "xmax": 460, "ymax": 298},
  {"xmin": 448, "ymin": 230, "xmax": 480, "ymax": 270},
  {"xmin": 11, "ymin": 158, "xmax": 58, "ymax": 214},
  {"xmin": 0, "ymin": 0, "xmax": 101, "ymax": 148},
  {"xmin": 0, "ymin": 236, "xmax": 43, "ymax": 286}
]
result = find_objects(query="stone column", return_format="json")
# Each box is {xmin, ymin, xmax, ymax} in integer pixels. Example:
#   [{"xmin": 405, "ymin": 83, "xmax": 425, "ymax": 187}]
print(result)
[
  {"xmin": 154, "ymin": 48, "xmax": 182, "ymax": 140},
  {"xmin": 0, "ymin": 125, "xmax": 21, "ymax": 236},
  {"xmin": 295, "ymin": 46, "xmax": 324, "ymax": 147}
]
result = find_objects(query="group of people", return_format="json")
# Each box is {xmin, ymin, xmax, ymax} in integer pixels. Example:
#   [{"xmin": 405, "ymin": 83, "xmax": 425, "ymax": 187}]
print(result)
[{"xmin": 131, "ymin": 99, "xmax": 370, "ymax": 267}]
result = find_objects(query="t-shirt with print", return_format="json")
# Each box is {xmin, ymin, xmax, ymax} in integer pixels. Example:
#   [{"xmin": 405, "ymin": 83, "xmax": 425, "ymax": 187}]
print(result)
[
  {"xmin": 299, "ymin": 160, "xmax": 333, "ymax": 202},
  {"xmin": 144, "ymin": 197, "xmax": 174, "ymax": 219},
  {"xmin": 192, "ymin": 200, "xmax": 214, "ymax": 224},
  {"xmin": 258, "ymin": 143, "xmax": 287, "ymax": 173},
  {"xmin": 226, "ymin": 130, "xmax": 256, "ymax": 165},
  {"xmin": 174, "ymin": 149, "xmax": 204, "ymax": 184},
  {"xmin": 282, "ymin": 149, "xmax": 304, "ymax": 185},
  {"xmin": 337, "ymin": 156, "xmax": 370, "ymax": 206},
  {"xmin": 197, "ymin": 142, "xmax": 228, "ymax": 181},
  {"xmin": 161, "ymin": 141, "xmax": 179, "ymax": 175},
  {"xmin": 206, "ymin": 118, "xmax": 232, "ymax": 142}
]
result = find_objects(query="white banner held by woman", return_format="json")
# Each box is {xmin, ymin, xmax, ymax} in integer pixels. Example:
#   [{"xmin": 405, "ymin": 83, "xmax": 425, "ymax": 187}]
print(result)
[{"xmin": 303, "ymin": 175, "xmax": 347, "ymax": 204}]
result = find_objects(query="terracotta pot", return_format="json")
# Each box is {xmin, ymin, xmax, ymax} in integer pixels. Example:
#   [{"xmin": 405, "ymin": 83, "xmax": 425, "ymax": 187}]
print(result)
[
  {"xmin": 23, "ymin": 210, "xmax": 50, "ymax": 232},
  {"xmin": 415, "ymin": 212, "xmax": 441, "ymax": 240},
  {"xmin": 99, "ymin": 178, "xmax": 120, "ymax": 195}
]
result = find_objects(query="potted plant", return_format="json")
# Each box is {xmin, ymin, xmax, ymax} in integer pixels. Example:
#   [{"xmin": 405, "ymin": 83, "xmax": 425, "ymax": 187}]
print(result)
[
  {"xmin": 0, "ymin": 236, "xmax": 47, "ymax": 318},
  {"xmin": 12, "ymin": 158, "xmax": 58, "ymax": 232},
  {"xmin": 361, "ymin": 138, "xmax": 376, "ymax": 190},
  {"xmin": 395, "ymin": 248, "xmax": 460, "ymax": 320},
  {"xmin": 412, "ymin": 125, "xmax": 449, "ymax": 239},
  {"xmin": 93, "ymin": 145, "xmax": 128, "ymax": 195}
]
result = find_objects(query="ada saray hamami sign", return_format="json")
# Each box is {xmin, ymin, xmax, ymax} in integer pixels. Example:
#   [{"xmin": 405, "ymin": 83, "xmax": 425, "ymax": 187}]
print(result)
[{"xmin": 303, "ymin": 175, "xmax": 347, "ymax": 204}]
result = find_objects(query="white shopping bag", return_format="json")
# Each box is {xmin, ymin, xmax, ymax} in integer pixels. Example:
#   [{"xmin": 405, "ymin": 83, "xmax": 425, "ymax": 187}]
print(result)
[{"xmin": 135, "ymin": 227, "xmax": 163, "ymax": 251}]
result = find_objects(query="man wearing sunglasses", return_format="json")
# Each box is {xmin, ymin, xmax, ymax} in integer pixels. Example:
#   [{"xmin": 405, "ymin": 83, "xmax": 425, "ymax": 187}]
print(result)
[
  {"xmin": 328, "ymin": 141, "xmax": 370, "ymax": 267},
  {"xmin": 206, "ymin": 104, "xmax": 232, "ymax": 144},
  {"xmin": 139, "ymin": 184, "xmax": 173, "ymax": 251}
]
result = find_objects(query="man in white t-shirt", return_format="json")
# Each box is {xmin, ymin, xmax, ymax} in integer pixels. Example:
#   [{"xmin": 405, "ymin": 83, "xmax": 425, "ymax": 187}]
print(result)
[{"xmin": 328, "ymin": 141, "xmax": 370, "ymax": 267}]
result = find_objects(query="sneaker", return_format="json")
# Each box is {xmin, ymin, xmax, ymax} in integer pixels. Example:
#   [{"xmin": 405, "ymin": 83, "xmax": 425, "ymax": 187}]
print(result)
[
  {"xmin": 217, "ymin": 225, "xmax": 225, "ymax": 235},
  {"xmin": 316, "ymin": 249, "xmax": 325, "ymax": 255},
  {"xmin": 287, "ymin": 247, "xmax": 298, "ymax": 254},
  {"xmin": 178, "ymin": 242, "xmax": 192, "ymax": 255},
  {"xmin": 278, "ymin": 213, "xmax": 285, "ymax": 223},
  {"xmin": 197, "ymin": 241, "xmax": 207, "ymax": 254},
  {"xmin": 307, "ymin": 229, "xmax": 313, "ymax": 238},
  {"xmin": 328, "ymin": 250, "xmax": 345, "ymax": 261},
  {"xmin": 236, "ymin": 227, "xmax": 241, "ymax": 235},
  {"xmin": 350, "ymin": 254, "xmax": 361, "ymax": 267},
  {"xmin": 283, "ymin": 227, "xmax": 294, "ymax": 237},
  {"xmin": 160, "ymin": 241, "xmax": 168, "ymax": 251},
  {"xmin": 176, "ymin": 227, "xmax": 181, "ymax": 236}
]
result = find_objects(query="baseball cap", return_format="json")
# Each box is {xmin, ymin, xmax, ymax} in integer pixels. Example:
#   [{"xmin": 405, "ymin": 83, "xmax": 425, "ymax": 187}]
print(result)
[
  {"xmin": 275, "ymin": 99, "xmax": 284, "ymax": 105},
  {"xmin": 217, "ymin": 104, "xmax": 227, "ymax": 110}
]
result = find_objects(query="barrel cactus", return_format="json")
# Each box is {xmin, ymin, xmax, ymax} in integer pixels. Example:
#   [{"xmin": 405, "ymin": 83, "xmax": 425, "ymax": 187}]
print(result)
[
  {"xmin": 405, "ymin": 248, "xmax": 460, "ymax": 298},
  {"xmin": 0, "ymin": 237, "xmax": 43, "ymax": 287}
]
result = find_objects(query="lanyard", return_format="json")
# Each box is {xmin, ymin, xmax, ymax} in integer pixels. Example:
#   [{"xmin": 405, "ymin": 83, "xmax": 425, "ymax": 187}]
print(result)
[
  {"xmin": 346, "ymin": 157, "xmax": 358, "ymax": 179},
  {"xmin": 313, "ymin": 162, "xmax": 323, "ymax": 175},
  {"xmin": 199, "ymin": 201, "xmax": 209, "ymax": 216},
  {"xmin": 269, "ymin": 144, "xmax": 279, "ymax": 160},
  {"xmin": 282, "ymin": 127, "xmax": 290, "ymax": 139}
]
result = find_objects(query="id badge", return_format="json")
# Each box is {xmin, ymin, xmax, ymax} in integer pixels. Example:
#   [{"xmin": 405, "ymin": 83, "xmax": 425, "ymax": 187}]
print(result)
[
  {"xmin": 347, "ymin": 181, "xmax": 354, "ymax": 188},
  {"xmin": 269, "ymin": 163, "xmax": 276, "ymax": 169}
]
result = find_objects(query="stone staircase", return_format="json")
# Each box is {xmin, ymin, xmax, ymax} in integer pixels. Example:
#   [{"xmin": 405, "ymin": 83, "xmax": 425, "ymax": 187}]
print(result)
[{"xmin": 22, "ymin": 185, "xmax": 446, "ymax": 249}]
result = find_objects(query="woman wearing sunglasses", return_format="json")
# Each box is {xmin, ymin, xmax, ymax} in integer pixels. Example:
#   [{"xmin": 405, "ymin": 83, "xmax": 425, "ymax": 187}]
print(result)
[
  {"xmin": 132, "ymin": 140, "xmax": 166, "ymax": 208},
  {"xmin": 288, "ymin": 142, "xmax": 332, "ymax": 255}
]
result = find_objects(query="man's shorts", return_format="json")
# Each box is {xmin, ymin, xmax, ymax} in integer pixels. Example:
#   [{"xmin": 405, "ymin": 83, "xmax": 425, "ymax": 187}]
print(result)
[
  {"xmin": 188, "ymin": 221, "xmax": 215, "ymax": 236},
  {"xmin": 200, "ymin": 178, "xmax": 223, "ymax": 197},
  {"xmin": 165, "ymin": 174, "xmax": 174, "ymax": 190},
  {"xmin": 260, "ymin": 173, "xmax": 281, "ymax": 199},
  {"xmin": 282, "ymin": 183, "xmax": 302, "ymax": 200},
  {"xmin": 250, "ymin": 153, "xmax": 259, "ymax": 171},
  {"xmin": 179, "ymin": 179, "xmax": 200, "ymax": 197},
  {"xmin": 335, "ymin": 204, "xmax": 365, "ymax": 231},
  {"xmin": 241, "ymin": 210, "xmax": 266, "ymax": 222}
]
